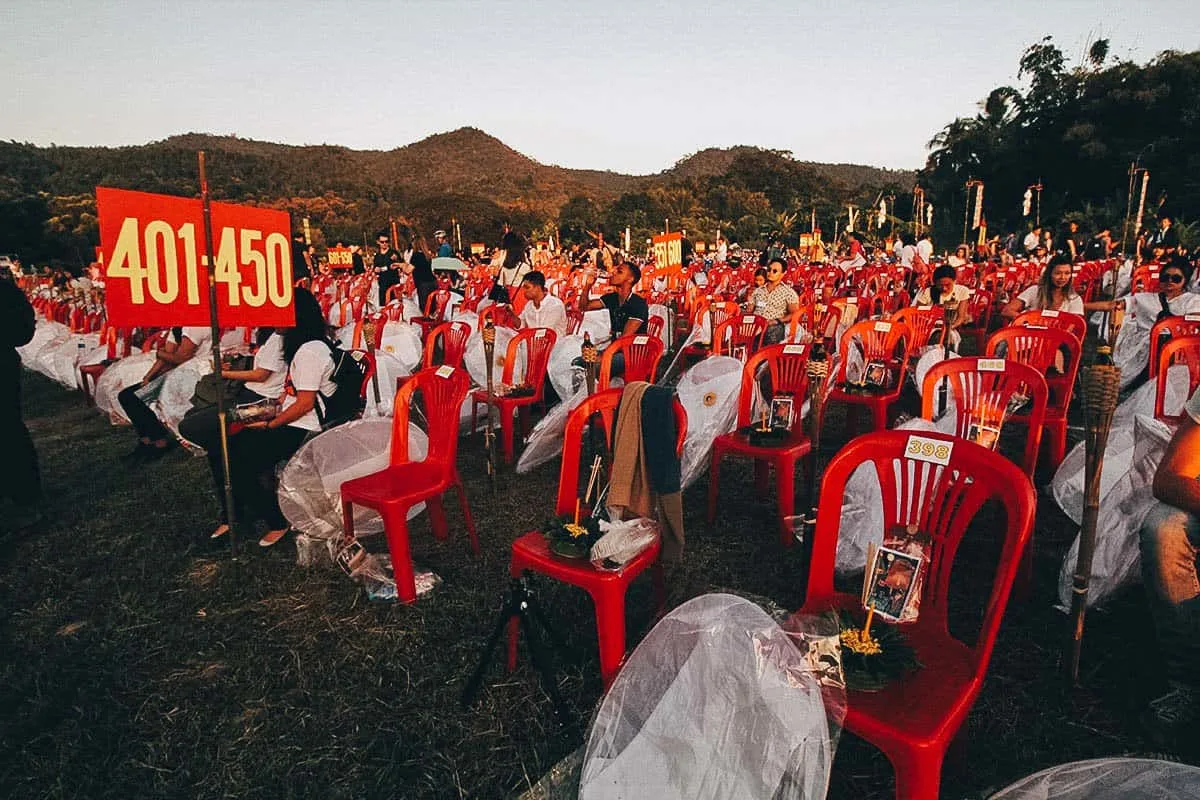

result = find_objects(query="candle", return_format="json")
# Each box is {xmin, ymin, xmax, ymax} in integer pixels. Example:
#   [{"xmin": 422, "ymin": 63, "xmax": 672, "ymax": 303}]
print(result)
[
  {"xmin": 574, "ymin": 498, "xmax": 581, "ymax": 526},
  {"xmin": 864, "ymin": 602, "xmax": 876, "ymax": 636}
]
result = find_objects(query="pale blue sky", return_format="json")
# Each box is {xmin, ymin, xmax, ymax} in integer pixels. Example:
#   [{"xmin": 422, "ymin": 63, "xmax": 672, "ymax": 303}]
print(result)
[{"xmin": 3, "ymin": 1, "xmax": 1198, "ymax": 173}]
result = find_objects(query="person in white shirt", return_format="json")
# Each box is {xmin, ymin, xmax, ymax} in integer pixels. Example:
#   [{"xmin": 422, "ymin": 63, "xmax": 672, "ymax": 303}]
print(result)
[
  {"xmin": 518, "ymin": 271, "xmax": 568, "ymax": 337},
  {"xmin": 916, "ymin": 233, "xmax": 934, "ymax": 265},
  {"xmin": 1023, "ymin": 227, "xmax": 1041, "ymax": 253},
  {"xmin": 180, "ymin": 329, "xmax": 288, "ymax": 540},
  {"xmin": 947, "ymin": 244, "xmax": 972, "ymax": 268},
  {"xmin": 228, "ymin": 290, "xmax": 337, "ymax": 547},
  {"xmin": 1000, "ymin": 254, "xmax": 1085, "ymax": 319},
  {"xmin": 118, "ymin": 325, "xmax": 212, "ymax": 461}
]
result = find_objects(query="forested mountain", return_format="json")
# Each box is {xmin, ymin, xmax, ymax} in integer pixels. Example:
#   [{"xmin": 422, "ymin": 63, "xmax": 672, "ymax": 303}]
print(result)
[{"xmin": 0, "ymin": 128, "xmax": 910, "ymax": 266}]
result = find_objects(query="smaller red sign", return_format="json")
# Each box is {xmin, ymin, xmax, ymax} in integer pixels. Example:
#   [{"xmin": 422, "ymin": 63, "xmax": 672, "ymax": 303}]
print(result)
[{"xmin": 326, "ymin": 246, "xmax": 354, "ymax": 269}]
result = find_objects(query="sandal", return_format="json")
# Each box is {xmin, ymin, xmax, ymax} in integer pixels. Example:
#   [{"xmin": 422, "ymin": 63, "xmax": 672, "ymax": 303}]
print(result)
[
  {"xmin": 258, "ymin": 527, "xmax": 291, "ymax": 548},
  {"xmin": 210, "ymin": 524, "xmax": 230, "ymax": 540}
]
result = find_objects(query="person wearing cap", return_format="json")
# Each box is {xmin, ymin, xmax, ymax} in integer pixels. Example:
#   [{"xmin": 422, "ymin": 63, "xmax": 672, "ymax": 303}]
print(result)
[{"xmin": 435, "ymin": 230, "xmax": 454, "ymax": 258}]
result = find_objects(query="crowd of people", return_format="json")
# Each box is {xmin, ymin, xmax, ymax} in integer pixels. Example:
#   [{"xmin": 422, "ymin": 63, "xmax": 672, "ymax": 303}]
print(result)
[{"xmin": 7, "ymin": 208, "xmax": 1200, "ymax": 753}]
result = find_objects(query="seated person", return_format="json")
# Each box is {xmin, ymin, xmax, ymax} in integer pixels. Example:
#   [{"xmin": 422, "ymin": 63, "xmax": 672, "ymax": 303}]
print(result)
[
  {"xmin": 912, "ymin": 264, "xmax": 972, "ymax": 348},
  {"xmin": 118, "ymin": 326, "xmax": 211, "ymax": 462},
  {"xmin": 1139, "ymin": 385, "xmax": 1200, "ymax": 745},
  {"xmin": 744, "ymin": 257, "xmax": 799, "ymax": 345},
  {"xmin": 518, "ymin": 271, "xmax": 568, "ymax": 337},
  {"xmin": 1001, "ymin": 254, "xmax": 1085, "ymax": 319},
  {"xmin": 578, "ymin": 260, "xmax": 648, "ymax": 339}
]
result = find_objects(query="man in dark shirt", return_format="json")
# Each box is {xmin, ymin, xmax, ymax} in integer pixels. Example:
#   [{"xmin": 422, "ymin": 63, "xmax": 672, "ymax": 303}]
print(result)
[
  {"xmin": 373, "ymin": 233, "xmax": 403, "ymax": 305},
  {"xmin": 1, "ymin": 271, "xmax": 41, "ymax": 532},
  {"xmin": 579, "ymin": 260, "xmax": 648, "ymax": 338},
  {"xmin": 291, "ymin": 232, "xmax": 312, "ymax": 282}
]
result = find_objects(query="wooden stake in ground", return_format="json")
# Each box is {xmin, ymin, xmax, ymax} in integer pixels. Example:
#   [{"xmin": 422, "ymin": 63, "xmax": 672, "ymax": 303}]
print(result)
[{"xmin": 1066, "ymin": 348, "xmax": 1121, "ymax": 682}]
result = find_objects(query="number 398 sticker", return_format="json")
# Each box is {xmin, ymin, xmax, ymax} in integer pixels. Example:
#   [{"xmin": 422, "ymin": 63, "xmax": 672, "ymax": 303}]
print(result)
[
  {"xmin": 904, "ymin": 434, "xmax": 953, "ymax": 466},
  {"xmin": 97, "ymin": 186, "xmax": 296, "ymax": 327}
]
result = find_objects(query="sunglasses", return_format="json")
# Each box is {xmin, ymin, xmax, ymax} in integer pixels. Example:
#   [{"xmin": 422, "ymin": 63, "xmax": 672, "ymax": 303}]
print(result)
[{"xmin": 1162, "ymin": 273, "xmax": 1186, "ymax": 284}]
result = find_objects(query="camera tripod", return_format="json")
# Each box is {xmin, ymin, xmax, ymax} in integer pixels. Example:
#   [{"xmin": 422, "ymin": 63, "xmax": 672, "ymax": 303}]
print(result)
[{"xmin": 461, "ymin": 573, "xmax": 574, "ymax": 727}]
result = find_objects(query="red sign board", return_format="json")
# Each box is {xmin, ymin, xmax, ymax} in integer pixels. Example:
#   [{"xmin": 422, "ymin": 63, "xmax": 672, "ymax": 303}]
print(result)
[
  {"xmin": 96, "ymin": 186, "xmax": 295, "ymax": 327},
  {"xmin": 652, "ymin": 232, "xmax": 683, "ymax": 274},
  {"xmin": 326, "ymin": 246, "xmax": 354, "ymax": 269}
]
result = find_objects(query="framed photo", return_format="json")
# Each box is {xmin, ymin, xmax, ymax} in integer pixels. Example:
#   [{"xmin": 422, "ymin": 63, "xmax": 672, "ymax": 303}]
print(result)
[
  {"xmin": 865, "ymin": 546, "xmax": 922, "ymax": 622},
  {"xmin": 770, "ymin": 396, "xmax": 795, "ymax": 430},
  {"xmin": 968, "ymin": 421, "xmax": 1002, "ymax": 450},
  {"xmin": 864, "ymin": 360, "xmax": 891, "ymax": 389},
  {"xmin": 732, "ymin": 344, "xmax": 748, "ymax": 363}
]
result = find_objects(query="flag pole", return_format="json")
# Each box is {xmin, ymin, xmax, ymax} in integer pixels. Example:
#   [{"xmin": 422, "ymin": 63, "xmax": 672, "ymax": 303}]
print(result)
[{"xmin": 198, "ymin": 151, "xmax": 239, "ymax": 557}]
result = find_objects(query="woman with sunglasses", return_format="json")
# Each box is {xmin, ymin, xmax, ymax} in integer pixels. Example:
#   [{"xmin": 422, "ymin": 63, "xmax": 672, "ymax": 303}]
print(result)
[{"xmin": 744, "ymin": 257, "xmax": 799, "ymax": 345}]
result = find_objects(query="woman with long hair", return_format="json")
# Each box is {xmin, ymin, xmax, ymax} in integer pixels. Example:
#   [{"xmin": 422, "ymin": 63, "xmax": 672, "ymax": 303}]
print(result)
[
  {"xmin": 492, "ymin": 230, "xmax": 532, "ymax": 300},
  {"xmin": 1001, "ymin": 254, "xmax": 1084, "ymax": 319},
  {"xmin": 407, "ymin": 235, "xmax": 438, "ymax": 314},
  {"xmin": 225, "ymin": 288, "xmax": 336, "ymax": 547}
]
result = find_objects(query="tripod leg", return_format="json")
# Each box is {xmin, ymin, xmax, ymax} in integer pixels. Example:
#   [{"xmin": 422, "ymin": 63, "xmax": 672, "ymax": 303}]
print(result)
[
  {"xmin": 461, "ymin": 593, "xmax": 519, "ymax": 709},
  {"xmin": 520, "ymin": 612, "xmax": 573, "ymax": 726},
  {"xmin": 525, "ymin": 593, "xmax": 568, "ymax": 653}
]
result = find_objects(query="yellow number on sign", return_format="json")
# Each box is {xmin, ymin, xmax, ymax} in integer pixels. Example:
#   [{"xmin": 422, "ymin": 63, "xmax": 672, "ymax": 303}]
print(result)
[
  {"xmin": 143, "ymin": 220, "xmax": 180, "ymax": 304},
  {"xmin": 213, "ymin": 227, "xmax": 241, "ymax": 306},
  {"xmin": 107, "ymin": 216, "xmax": 148, "ymax": 304},
  {"xmin": 240, "ymin": 229, "xmax": 267, "ymax": 307},
  {"xmin": 265, "ymin": 232, "xmax": 292, "ymax": 306},
  {"xmin": 177, "ymin": 223, "xmax": 200, "ymax": 304}
]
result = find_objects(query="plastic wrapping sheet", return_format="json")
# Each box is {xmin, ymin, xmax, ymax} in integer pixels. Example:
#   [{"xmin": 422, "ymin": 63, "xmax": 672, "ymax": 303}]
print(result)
[
  {"xmin": 990, "ymin": 757, "xmax": 1200, "ymax": 799},
  {"xmin": 579, "ymin": 594, "xmax": 843, "ymax": 800},
  {"xmin": 546, "ymin": 334, "xmax": 586, "ymax": 401},
  {"xmin": 1051, "ymin": 370, "xmax": 1189, "ymax": 525},
  {"xmin": 377, "ymin": 321, "xmax": 423, "ymax": 372},
  {"xmin": 93, "ymin": 352, "xmax": 158, "ymax": 424},
  {"xmin": 834, "ymin": 417, "xmax": 952, "ymax": 574},
  {"xmin": 277, "ymin": 418, "xmax": 428, "ymax": 541},
  {"xmin": 402, "ymin": 295, "xmax": 422, "ymax": 321},
  {"xmin": 450, "ymin": 309, "xmax": 479, "ymax": 335},
  {"xmin": 1111, "ymin": 292, "xmax": 1200, "ymax": 388},
  {"xmin": 156, "ymin": 361, "xmax": 211, "ymax": 431},
  {"xmin": 16, "ymin": 320, "xmax": 69, "ymax": 367},
  {"xmin": 647, "ymin": 303, "xmax": 670, "ymax": 346},
  {"xmin": 363, "ymin": 351, "xmax": 410, "ymax": 417},
  {"xmin": 219, "ymin": 328, "xmax": 248, "ymax": 353},
  {"xmin": 75, "ymin": 340, "xmax": 111, "ymax": 390},
  {"xmin": 46, "ymin": 333, "xmax": 102, "ymax": 388},
  {"xmin": 515, "ymin": 385, "xmax": 588, "ymax": 474},
  {"xmin": 465, "ymin": 326, "xmax": 522, "ymax": 388},
  {"xmin": 913, "ymin": 347, "xmax": 958, "ymax": 396},
  {"xmin": 676, "ymin": 356, "xmax": 742, "ymax": 490},
  {"xmin": 581, "ymin": 309, "xmax": 612, "ymax": 344},
  {"xmin": 1055, "ymin": 413, "xmax": 1176, "ymax": 610}
]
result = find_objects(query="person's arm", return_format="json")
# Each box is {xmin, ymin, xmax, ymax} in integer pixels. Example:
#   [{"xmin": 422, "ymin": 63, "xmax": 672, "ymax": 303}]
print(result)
[
  {"xmin": 1153, "ymin": 418, "xmax": 1200, "ymax": 517},
  {"xmin": 1083, "ymin": 299, "xmax": 1116, "ymax": 312},
  {"xmin": 1000, "ymin": 296, "xmax": 1027, "ymax": 320},
  {"xmin": 155, "ymin": 336, "xmax": 199, "ymax": 366},
  {"xmin": 222, "ymin": 366, "xmax": 272, "ymax": 382},
  {"xmin": 247, "ymin": 390, "xmax": 317, "ymax": 430},
  {"xmin": 620, "ymin": 316, "xmax": 644, "ymax": 337},
  {"xmin": 578, "ymin": 273, "xmax": 604, "ymax": 312}
]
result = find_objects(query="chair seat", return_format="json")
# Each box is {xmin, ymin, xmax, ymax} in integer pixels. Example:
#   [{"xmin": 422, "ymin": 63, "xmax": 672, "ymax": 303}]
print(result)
[
  {"xmin": 802, "ymin": 593, "xmax": 980, "ymax": 745},
  {"xmin": 471, "ymin": 388, "xmax": 540, "ymax": 407},
  {"xmin": 714, "ymin": 430, "xmax": 812, "ymax": 460},
  {"xmin": 341, "ymin": 462, "xmax": 452, "ymax": 507},
  {"xmin": 511, "ymin": 531, "xmax": 661, "ymax": 589}
]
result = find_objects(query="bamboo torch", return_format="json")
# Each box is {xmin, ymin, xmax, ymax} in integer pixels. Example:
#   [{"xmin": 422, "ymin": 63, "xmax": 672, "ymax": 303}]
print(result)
[
  {"xmin": 482, "ymin": 320, "xmax": 499, "ymax": 491},
  {"xmin": 362, "ymin": 317, "xmax": 381, "ymax": 407},
  {"xmin": 1066, "ymin": 348, "xmax": 1121, "ymax": 683}
]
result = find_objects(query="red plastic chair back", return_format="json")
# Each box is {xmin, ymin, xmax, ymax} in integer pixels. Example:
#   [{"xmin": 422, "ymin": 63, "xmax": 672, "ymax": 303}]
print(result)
[
  {"xmin": 599, "ymin": 334, "xmax": 665, "ymax": 390},
  {"xmin": 565, "ymin": 309, "xmax": 584, "ymax": 335},
  {"xmin": 920, "ymin": 356, "xmax": 1049, "ymax": 476},
  {"xmin": 893, "ymin": 306, "xmax": 947, "ymax": 350},
  {"xmin": 1150, "ymin": 315, "xmax": 1200, "ymax": 377},
  {"xmin": 835, "ymin": 319, "xmax": 911, "ymax": 383},
  {"xmin": 388, "ymin": 365, "xmax": 471, "ymax": 477},
  {"xmin": 423, "ymin": 320, "xmax": 472, "ymax": 369},
  {"xmin": 985, "ymin": 326, "xmax": 1081, "ymax": 412},
  {"xmin": 1011, "ymin": 309, "xmax": 1086, "ymax": 343},
  {"xmin": 645, "ymin": 315, "xmax": 665, "ymax": 340},
  {"xmin": 500, "ymin": 327, "xmax": 557, "ymax": 391},
  {"xmin": 736, "ymin": 344, "xmax": 810, "ymax": 429},
  {"xmin": 479, "ymin": 303, "xmax": 519, "ymax": 331},
  {"xmin": 807, "ymin": 430, "xmax": 1035, "ymax": 670},
  {"xmin": 1155, "ymin": 336, "xmax": 1200, "ymax": 422},
  {"xmin": 423, "ymin": 289, "xmax": 451, "ymax": 320},
  {"xmin": 711, "ymin": 314, "xmax": 768, "ymax": 358},
  {"xmin": 556, "ymin": 388, "xmax": 687, "ymax": 516},
  {"xmin": 350, "ymin": 349, "xmax": 377, "ymax": 405}
]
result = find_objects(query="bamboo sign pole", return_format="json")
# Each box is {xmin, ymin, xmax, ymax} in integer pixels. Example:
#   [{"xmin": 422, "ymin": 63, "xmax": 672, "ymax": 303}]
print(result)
[{"xmin": 482, "ymin": 320, "xmax": 499, "ymax": 493}]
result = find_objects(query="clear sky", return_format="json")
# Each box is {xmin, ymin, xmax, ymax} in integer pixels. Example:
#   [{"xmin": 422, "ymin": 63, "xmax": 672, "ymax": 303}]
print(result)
[{"xmin": 3, "ymin": 1, "xmax": 1198, "ymax": 174}]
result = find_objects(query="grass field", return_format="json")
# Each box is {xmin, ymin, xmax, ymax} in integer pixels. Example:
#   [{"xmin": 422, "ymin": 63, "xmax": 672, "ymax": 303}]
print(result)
[{"xmin": 1, "ymin": 366, "xmax": 1193, "ymax": 799}]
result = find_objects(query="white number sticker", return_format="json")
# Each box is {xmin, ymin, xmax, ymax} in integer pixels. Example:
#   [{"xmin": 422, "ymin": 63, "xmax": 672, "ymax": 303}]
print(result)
[
  {"xmin": 904, "ymin": 434, "xmax": 953, "ymax": 466},
  {"xmin": 873, "ymin": 322, "xmax": 892, "ymax": 333},
  {"xmin": 1041, "ymin": 309, "xmax": 1060, "ymax": 318},
  {"xmin": 977, "ymin": 358, "xmax": 1006, "ymax": 372},
  {"xmin": 742, "ymin": 316, "xmax": 755, "ymax": 324},
  {"xmin": 634, "ymin": 335, "xmax": 649, "ymax": 345},
  {"xmin": 435, "ymin": 365, "xmax": 455, "ymax": 378},
  {"xmin": 783, "ymin": 344, "xmax": 805, "ymax": 355}
]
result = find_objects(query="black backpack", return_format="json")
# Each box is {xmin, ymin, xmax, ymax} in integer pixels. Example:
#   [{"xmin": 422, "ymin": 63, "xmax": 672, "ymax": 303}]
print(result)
[{"xmin": 317, "ymin": 342, "xmax": 367, "ymax": 429}]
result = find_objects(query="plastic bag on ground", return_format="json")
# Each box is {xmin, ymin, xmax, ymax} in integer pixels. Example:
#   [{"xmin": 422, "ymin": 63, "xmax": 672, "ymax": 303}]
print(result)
[
  {"xmin": 1055, "ymin": 413, "xmax": 1176, "ymax": 610},
  {"xmin": 675, "ymin": 356, "xmax": 742, "ymax": 489},
  {"xmin": 580, "ymin": 593, "xmax": 842, "ymax": 800},
  {"xmin": 277, "ymin": 418, "xmax": 428, "ymax": 543},
  {"xmin": 989, "ymin": 757, "xmax": 1200, "ymax": 799}
]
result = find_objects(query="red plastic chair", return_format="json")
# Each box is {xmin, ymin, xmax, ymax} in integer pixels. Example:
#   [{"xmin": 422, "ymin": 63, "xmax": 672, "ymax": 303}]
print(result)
[
  {"xmin": 1011, "ymin": 309, "xmax": 1087, "ymax": 344},
  {"xmin": 893, "ymin": 306, "xmax": 946, "ymax": 352},
  {"xmin": 1154, "ymin": 337, "xmax": 1200, "ymax": 423},
  {"xmin": 1149, "ymin": 315, "xmax": 1200, "ymax": 378},
  {"xmin": 828, "ymin": 319, "xmax": 912, "ymax": 432},
  {"xmin": 645, "ymin": 314, "xmax": 665, "ymax": 341},
  {"xmin": 680, "ymin": 300, "xmax": 739, "ymax": 360},
  {"xmin": 478, "ymin": 302, "xmax": 520, "ymax": 331},
  {"xmin": 958, "ymin": 288, "xmax": 995, "ymax": 353},
  {"xmin": 710, "ymin": 314, "xmax": 769, "ymax": 360},
  {"xmin": 597, "ymin": 334, "xmax": 664, "ymax": 391},
  {"xmin": 985, "ymin": 327, "xmax": 1081, "ymax": 471},
  {"xmin": 707, "ymin": 344, "xmax": 812, "ymax": 546},
  {"xmin": 340, "ymin": 366, "xmax": 478, "ymax": 604},
  {"xmin": 470, "ymin": 327, "xmax": 558, "ymax": 463},
  {"xmin": 797, "ymin": 430, "xmax": 1035, "ymax": 800},
  {"xmin": 507, "ymin": 387, "xmax": 687, "ymax": 687},
  {"xmin": 412, "ymin": 289, "xmax": 452, "ymax": 341},
  {"xmin": 422, "ymin": 320, "xmax": 472, "ymax": 369}
]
